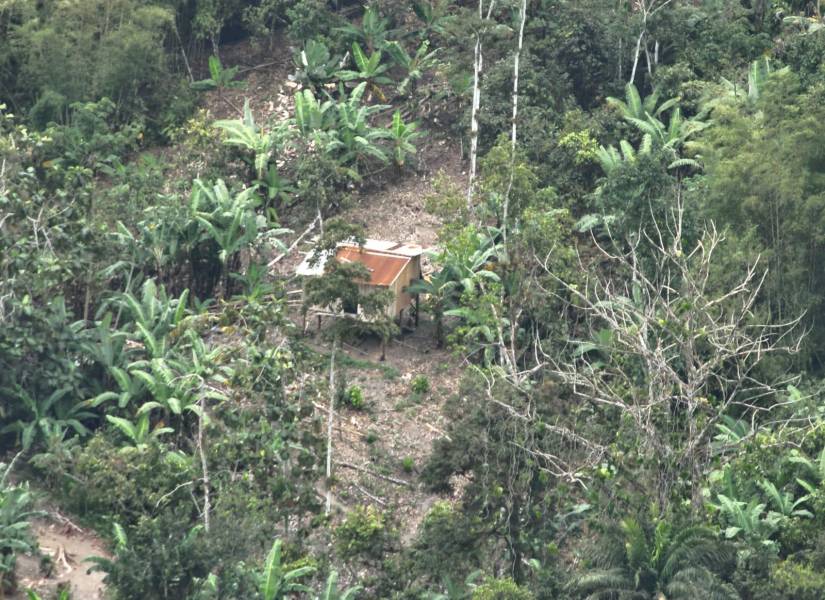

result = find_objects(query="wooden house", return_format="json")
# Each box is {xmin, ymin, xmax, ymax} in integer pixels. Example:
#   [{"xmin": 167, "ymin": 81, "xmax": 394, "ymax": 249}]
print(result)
[{"xmin": 296, "ymin": 239, "xmax": 425, "ymax": 325}]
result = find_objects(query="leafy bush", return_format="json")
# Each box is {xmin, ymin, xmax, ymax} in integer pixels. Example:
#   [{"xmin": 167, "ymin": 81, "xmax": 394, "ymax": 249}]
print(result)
[
  {"xmin": 0, "ymin": 461, "xmax": 43, "ymax": 595},
  {"xmin": 91, "ymin": 510, "xmax": 213, "ymax": 600},
  {"xmin": 771, "ymin": 559, "xmax": 825, "ymax": 600},
  {"xmin": 410, "ymin": 375, "xmax": 430, "ymax": 395},
  {"xmin": 335, "ymin": 505, "xmax": 387, "ymax": 559},
  {"xmin": 50, "ymin": 434, "xmax": 194, "ymax": 528},
  {"xmin": 343, "ymin": 385, "xmax": 365, "ymax": 410},
  {"xmin": 471, "ymin": 577, "xmax": 534, "ymax": 600}
]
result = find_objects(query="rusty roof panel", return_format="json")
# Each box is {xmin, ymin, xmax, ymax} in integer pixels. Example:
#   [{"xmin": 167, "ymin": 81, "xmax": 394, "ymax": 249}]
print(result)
[{"xmin": 336, "ymin": 246, "xmax": 411, "ymax": 286}]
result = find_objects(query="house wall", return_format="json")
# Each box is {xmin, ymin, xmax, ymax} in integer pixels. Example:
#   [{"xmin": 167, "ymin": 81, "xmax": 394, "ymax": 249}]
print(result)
[
  {"xmin": 357, "ymin": 257, "xmax": 421, "ymax": 318},
  {"xmin": 392, "ymin": 257, "xmax": 422, "ymax": 316}
]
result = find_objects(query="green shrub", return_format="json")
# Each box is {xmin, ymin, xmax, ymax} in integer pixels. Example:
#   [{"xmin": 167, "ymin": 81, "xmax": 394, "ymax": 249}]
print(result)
[
  {"xmin": 410, "ymin": 501, "xmax": 482, "ymax": 583},
  {"xmin": 401, "ymin": 457, "xmax": 415, "ymax": 473},
  {"xmin": 410, "ymin": 375, "xmax": 430, "ymax": 395},
  {"xmin": 335, "ymin": 505, "xmax": 386, "ymax": 558},
  {"xmin": 50, "ymin": 434, "xmax": 193, "ymax": 528},
  {"xmin": 471, "ymin": 577, "xmax": 535, "ymax": 600},
  {"xmin": 95, "ymin": 508, "xmax": 214, "ymax": 600},
  {"xmin": 771, "ymin": 559, "xmax": 825, "ymax": 600},
  {"xmin": 343, "ymin": 385, "xmax": 365, "ymax": 410}
]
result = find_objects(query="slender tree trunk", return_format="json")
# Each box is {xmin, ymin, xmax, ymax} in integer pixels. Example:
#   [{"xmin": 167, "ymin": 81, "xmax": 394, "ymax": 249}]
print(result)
[
  {"xmin": 467, "ymin": 33, "xmax": 483, "ymax": 208},
  {"xmin": 325, "ymin": 338, "xmax": 339, "ymax": 515},
  {"xmin": 174, "ymin": 20, "xmax": 194, "ymax": 83},
  {"xmin": 502, "ymin": 0, "xmax": 527, "ymax": 249},
  {"xmin": 197, "ymin": 396, "xmax": 211, "ymax": 532},
  {"xmin": 629, "ymin": 27, "xmax": 644, "ymax": 85},
  {"xmin": 467, "ymin": 1, "xmax": 497, "ymax": 209}
]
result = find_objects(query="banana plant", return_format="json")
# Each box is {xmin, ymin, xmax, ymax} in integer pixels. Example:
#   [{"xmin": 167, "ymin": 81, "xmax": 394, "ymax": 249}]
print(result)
[
  {"xmin": 759, "ymin": 480, "xmax": 812, "ymax": 519},
  {"xmin": 292, "ymin": 39, "xmax": 342, "ymax": 89},
  {"xmin": 606, "ymin": 82, "xmax": 707, "ymax": 171},
  {"xmin": 255, "ymin": 164, "xmax": 295, "ymax": 207},
  {"xmin": 129, "ymin": 357, "xmax": 201, "ymax": 418},
  {"xmin": 388, "ymin": 110, "xmax": 423, "ymax": 167},
  {"xmin": 789, "ymin": 447, "xmax": 825, "ymax": 495},
  {"xmin": 327, "ymin": 82, "xmax": 391, "ymax": 170},
  {"xmin": 84, "ymin": 364, "xmax": 143, "ymax": 410},
  {"xmin": 105, "ymin": 413, "xmax": 173, "ymax": 451},
  {"xmin": 607, "ymin": 82, "xmax": 679, "ymax": 122},
  {"xmin": 214, "ymin": 100, "xmax": 287, "ymax": 179},
  {"xmin": 191, "ymin": 55, "xmax": 245, "ymax": 92},
  {"xmin": 413, "ymin": 0, "xmax": 452, "ymax": 39},
  {"xmin": 337, "ymin": 43, "xmax": 392, "ymax": 100},
  {"xmin": 191, "ymin": 179, "xmax": 264, "ymax": 264},
  {"xmin": 0, "ymin": 386, "xmax": 93, "ymax": 451},
  {"xmin": 315, "ymin": 571, "xmax": 361, "ymax": 600},
  {"xmin": 384, "ymin": 40, "xmax": 439, "ymax": 96},
  {"xmin": 115, "ymin": 279, "xmax": 190, "ymax": 359},
  {"xmin": 408, "ymin": 267, "xmax": 458, "ymax": 348},
  {"xmin": 1, "ymin": 466, "xmax": 43, "ymax": 595},
  {"xmin": 335, "ymin": 5, "xmax": 392, "ymax": 51},
  {"xmin": 259, "ymin": 539, "xmax": 315, "ymax": 600},
  {"xmin": 713, "ymin": 493, "xmax": 781, "ymax": 548},
  {"xmin": 595, "ymin": 136, "xmax": 653, "ymax": 174},
  {"xmin": 293, "ymin": 88, "xmax": 336, "ymax": 135}
]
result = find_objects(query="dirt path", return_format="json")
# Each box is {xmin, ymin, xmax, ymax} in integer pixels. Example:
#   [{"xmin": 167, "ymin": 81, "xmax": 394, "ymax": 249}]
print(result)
[{"xmin": 12, "ymin": 516, "xmax": 108, "ymax": 600}]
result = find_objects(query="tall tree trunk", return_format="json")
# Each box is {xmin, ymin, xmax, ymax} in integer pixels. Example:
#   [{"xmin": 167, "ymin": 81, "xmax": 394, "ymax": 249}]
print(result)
[
  {"xmin": 502, "ymin": 0, "xmax": 527, "ymax": 249},
  {"xmin": 325, "ymin": 338, "xmax": 339, "ymax": 515},
  {"xmin": 197, "ymin": 395, "xmax": 211, "ymax": 532},
  {"xmin": 467, "ymin": 1, "xmax": 497, "ymax": 209}
]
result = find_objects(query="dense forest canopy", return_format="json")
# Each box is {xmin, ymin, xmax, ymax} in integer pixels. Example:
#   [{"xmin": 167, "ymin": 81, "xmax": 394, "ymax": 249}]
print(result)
[{"xmin": 3, "ymin": 0, "xmax": 825, "ymax": 598}]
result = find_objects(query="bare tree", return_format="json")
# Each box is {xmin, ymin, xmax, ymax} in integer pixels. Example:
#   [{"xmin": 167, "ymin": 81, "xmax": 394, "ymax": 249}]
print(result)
[
  {"xmin": 542, "ymin": 207, "xmax": 803, "ymax": 508},
  {"xmin": 628, "ymin": 0, "xmax": 673, "ymax": 84}
]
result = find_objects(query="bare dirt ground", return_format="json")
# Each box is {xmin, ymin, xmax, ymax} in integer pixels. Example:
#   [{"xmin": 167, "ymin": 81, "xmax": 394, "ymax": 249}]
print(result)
[
  {"xmin": 309, "ymin": 317, "xmax": 463, "ymax": 542},
  {"xmin": 11, "ymin": 516, "xmax": 108, "ymax": 600}
]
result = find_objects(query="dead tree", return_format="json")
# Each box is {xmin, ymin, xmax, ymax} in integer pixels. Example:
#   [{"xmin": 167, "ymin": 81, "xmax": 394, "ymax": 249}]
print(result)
[
  {"xmin": 544, "ymin": 207, "xmax": 803, "ymax": 509},
  {"xmin": 628, "ymin": 0, "xmax": 673, "ymax": 84}
]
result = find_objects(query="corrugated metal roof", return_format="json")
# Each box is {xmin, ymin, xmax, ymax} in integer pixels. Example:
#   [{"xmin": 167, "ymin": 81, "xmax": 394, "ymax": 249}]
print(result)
[{"xmin": 336, "ymin": 246, "xmax": 411, "ymax": 287}]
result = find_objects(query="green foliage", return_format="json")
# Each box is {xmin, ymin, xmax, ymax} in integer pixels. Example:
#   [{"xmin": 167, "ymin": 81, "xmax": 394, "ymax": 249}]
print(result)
[
  {"xmin": 0, "ymin": 460, "xmax": 43, "ymax": 594},
  {"xmin": 335, "ymin": 505, "xmax": 387, "ymax": 559},
  {"xmin": 315, "ymin": 570, "xmax": 361, "ymax": 600},
  {"xmin": 572, "ymin": 517, "xmax": 737, "ymax": 599},
  {"xmin": 411, "ymin": 375, "xmax": 430, "ymax": 395},
  {"xmin": 471, "ymin": 577, "xmax": 534, "ymax": 600},
  {"xmin": 771, "ymin": 558, "xmax": 825, "ymax": 600},
  {"xmin": 388, "ymin": 110, "xmax": 424, "ymax": 167},
  {"xmin": 4, "ymin": 0, "xmax": 177, "ymax": 126},
  {"xmin": 89, "ymin": 511, "xmax": 213, "ymax": 600},
  {"xmin": 46, "ymin": 434, "xmax": 193, "ymax": 529},
  {"xmin": 699, "ymin": 67, "xmax": 825, "ymax": 358},
  {"xmin": 259, "ymin": 539, "xmax": 315, "ymax": 600},
  {"xmin": 293, "ymin": 39, "xmax": 343, "ymax": 89},
  {"xmin": 191, "ymin": 56, "xmax": 246, "ymax": 93},
  {"xmin": 342, "ymin": 385, "xmax": 365, "ymax": 410}
]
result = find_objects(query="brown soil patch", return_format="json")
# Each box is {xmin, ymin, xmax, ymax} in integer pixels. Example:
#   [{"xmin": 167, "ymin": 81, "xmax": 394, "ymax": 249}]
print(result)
[
  {"xmin": 12, "ymin": 517, "xmax": 108, "ymax": 600},
  {"xmin": 307, "ymin": 314, "xmax": 464, "ymax": 543}
]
